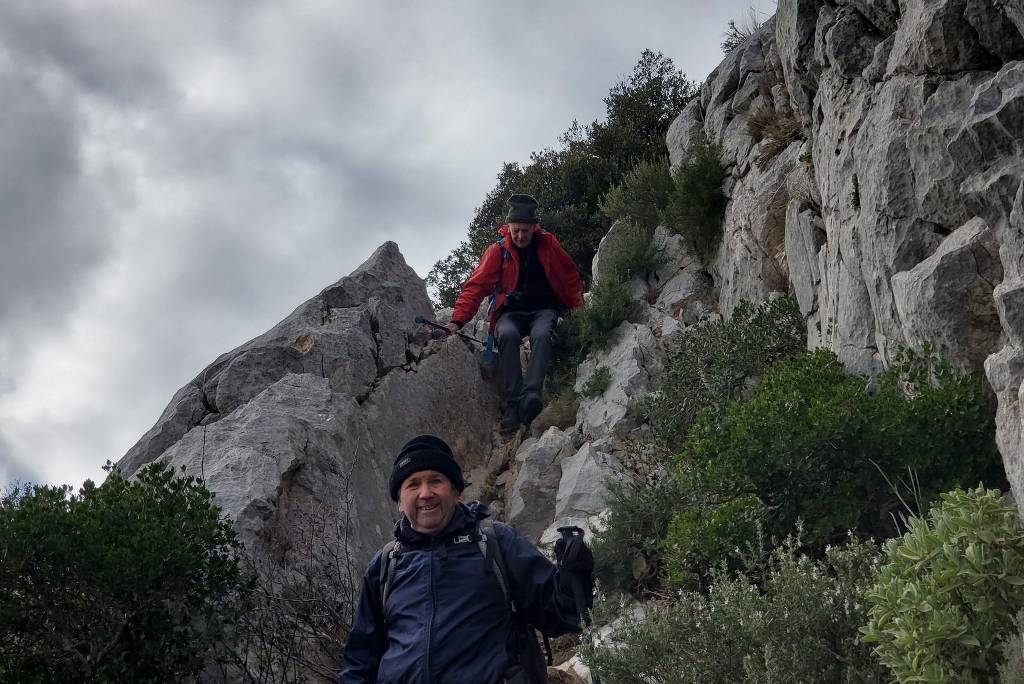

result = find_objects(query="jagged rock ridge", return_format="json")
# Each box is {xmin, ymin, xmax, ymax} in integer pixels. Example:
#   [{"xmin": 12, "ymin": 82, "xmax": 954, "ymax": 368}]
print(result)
[{"xmin": 117, "ymin": 242, "xmax": 501, "ymax": 567}]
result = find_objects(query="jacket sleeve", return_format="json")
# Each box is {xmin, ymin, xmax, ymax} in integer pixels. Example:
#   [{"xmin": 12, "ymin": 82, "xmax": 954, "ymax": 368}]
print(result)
[
  {"xmin": 555, "ymin": 241, "xmax": 584, "ymax": 310},
  {"xmin": 338, "ymin": 554, "xmax": 387, "ymax": 684},
  {"xmin": 451, "ymin": 244, "xmax": 503, "ymax": 326},
  {"xmin": 494, "ymin": 523, "xmax": 582, "ymax": 637}
]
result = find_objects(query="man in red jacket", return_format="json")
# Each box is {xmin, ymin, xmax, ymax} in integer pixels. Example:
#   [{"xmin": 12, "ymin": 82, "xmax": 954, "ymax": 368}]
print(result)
[{"xmin": 447, "ymin": 194, "xmax": 584, "ymax": 431}]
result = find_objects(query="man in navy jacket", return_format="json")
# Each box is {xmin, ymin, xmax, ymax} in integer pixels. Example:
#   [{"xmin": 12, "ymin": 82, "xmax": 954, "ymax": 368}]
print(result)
[{"xmin": 339, "ymin": 435, "xmax": 593, "ymax": 683}]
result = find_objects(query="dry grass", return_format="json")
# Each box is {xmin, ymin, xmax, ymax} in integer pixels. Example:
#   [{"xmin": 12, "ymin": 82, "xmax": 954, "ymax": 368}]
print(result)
[
  {"xmin": 530, "ymin": 389, "xmax": 579, "ymax": 437},
  {"xmin": 747, "ymin": 104, "xmax": 803, "ymax": 171}
]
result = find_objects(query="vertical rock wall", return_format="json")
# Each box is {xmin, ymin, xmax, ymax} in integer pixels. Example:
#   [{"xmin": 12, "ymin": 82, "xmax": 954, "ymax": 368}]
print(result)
[{"xmin": 665, "ymin": 0, "xmax": 1024, "ymax": 509}]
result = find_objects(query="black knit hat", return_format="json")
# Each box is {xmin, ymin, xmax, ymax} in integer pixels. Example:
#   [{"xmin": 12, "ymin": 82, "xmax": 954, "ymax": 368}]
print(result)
[
  {"xmin": 506, "ymin": 193, "xmax": 540, "ymax": 224},
  {"xmin": 388, "ymin": 434, "xmax": 465, "ymax": 502}
]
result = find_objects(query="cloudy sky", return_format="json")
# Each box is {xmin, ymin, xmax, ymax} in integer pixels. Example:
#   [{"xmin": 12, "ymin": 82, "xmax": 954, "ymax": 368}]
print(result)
[{"xmin": 0, "ymin": 0, "xmax": 773, "ymax": 489}]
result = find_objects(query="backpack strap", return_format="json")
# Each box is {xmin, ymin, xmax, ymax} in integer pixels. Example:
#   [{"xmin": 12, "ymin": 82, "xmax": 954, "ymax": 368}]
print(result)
[
  {"xmin": 378, "ymin": 540, "xmax": 402, "ymax": 609},
  {"xmin": 484, "ymin": 238, "xmax": 513, "ymax": 364},
  {"xmin": 478, "ymin": 519, "xmax": 514, "ymax": 612},
  {"xmin": 480, "ymin": 520, "xmax": 554, "ymax": 669}
]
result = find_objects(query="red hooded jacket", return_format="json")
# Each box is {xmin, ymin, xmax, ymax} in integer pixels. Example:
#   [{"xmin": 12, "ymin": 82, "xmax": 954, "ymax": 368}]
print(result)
[{"xmin": 451, "ymin": 225, "xmax": 584, "ymax": 329}]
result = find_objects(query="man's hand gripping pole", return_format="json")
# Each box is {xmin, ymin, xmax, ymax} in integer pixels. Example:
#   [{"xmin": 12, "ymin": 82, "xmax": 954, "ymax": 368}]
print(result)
[{"xmin": 414, "ymin": 315, "xmax": 485, "ymax": 345}]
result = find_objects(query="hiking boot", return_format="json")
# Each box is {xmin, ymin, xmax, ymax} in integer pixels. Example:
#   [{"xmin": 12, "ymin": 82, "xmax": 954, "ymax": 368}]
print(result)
[
  {"xmin": 499, "ymin": 406, "xmax": 521, "ymax": 433},
  {"xmin": 518, "ymin": 392, "xmax": 543, "ymax": 425}
]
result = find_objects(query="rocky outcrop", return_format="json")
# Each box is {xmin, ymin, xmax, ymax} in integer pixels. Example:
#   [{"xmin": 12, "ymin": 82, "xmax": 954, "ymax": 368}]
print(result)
[
  {"xmin": 117, "ymin": 242, "xmax": 500, "ymax": 566},
  {"xmin": 666, "ymin": 0, "xmax": 1024, "ymax": 510}
]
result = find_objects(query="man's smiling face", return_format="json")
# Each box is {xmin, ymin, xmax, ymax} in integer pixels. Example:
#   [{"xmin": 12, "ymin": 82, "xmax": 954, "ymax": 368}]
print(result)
[{"xmin": 397, "ymin": 469, "xmax": 460, "ymax": 535}]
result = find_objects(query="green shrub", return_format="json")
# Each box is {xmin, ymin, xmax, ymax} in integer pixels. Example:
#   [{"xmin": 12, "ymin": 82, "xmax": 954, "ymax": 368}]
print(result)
[
  {"xmin": 660, "ymin": 134, "xmax": 727, "ymax": 265},
  {"xmin": 662, "ymin": 494, "xmax": 764, "ymax": 590},
  {"xmin": 592, "ymin": 473, "xmax": 688, "ymax": 595},
  {"xmin": 863, "ymin": 487, "xmax": 1024, "ymax": 683},
  {"xmin": 580, "ymin": 366, "xmax": 612, "ymax": 398},
  {"xmin": 677, "ymin": 346, "xmax": 1005, "ymax": 553},
  {"xmin": 600, "ymin": 220, "xmax": 658, "ymax": 285},
  {"xmin": 599, "ymin": 158, "xmax": 673, "ymax": 231},
  {"xmin": 582, "ymin": 536, "xmax": 888, "ymax": 683},
  {"xmin": 0, "ymin": 462, "xmax": 247, "ymax": 682},
  {"xmin": 576, "ymin": 281, "xmax": 629, "ymax": 350},
  {"xmin": 646, "ymin": 296, "xmax": 805, "ymax": 451}
]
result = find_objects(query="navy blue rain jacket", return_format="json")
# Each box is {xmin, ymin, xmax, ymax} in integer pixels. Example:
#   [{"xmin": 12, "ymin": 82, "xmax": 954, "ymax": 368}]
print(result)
[{"xmin": 339, "ymin": 502, "xmax": 581, "ymax": 684}]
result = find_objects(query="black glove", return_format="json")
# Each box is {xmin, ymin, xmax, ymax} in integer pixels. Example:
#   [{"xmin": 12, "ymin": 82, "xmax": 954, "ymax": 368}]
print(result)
[
  {"xmin": 555, "ymin": 533, "xmax": 594, "ymax": 575},
  {"xmin": 556, "ymin": 527, "xmax": 595, "ymax": 617}
]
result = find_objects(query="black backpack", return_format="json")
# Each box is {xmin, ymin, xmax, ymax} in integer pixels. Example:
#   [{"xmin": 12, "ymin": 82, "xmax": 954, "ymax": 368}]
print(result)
[{"xmin": 377, "ymin": 519, "xmax": 550, "ymax": 684}]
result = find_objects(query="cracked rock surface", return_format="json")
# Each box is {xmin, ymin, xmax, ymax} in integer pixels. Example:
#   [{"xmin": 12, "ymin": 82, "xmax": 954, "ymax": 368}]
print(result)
[
  {"xmin": 117, "ymin": 242, "xmax": 499, "ymax": 567},
  {"xmin": 665, "ymin": 0, "xmax": 1024, "ymax": 513}
]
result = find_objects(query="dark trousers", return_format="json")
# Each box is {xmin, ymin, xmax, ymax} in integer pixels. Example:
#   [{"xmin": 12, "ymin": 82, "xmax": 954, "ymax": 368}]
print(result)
[{"xmin": 494, "ymin": 308, "xmax": 557, "ymax": 407}]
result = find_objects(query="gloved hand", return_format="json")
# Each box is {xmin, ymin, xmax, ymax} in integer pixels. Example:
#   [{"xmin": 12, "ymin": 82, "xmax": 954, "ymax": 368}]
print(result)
[
  {"xmin": 556, "ymin": 527, "xmax": 595, "ymax": 617},
  {"xmin": 555, "ymin": 532, "xmax": 594, "ymax": 575}
]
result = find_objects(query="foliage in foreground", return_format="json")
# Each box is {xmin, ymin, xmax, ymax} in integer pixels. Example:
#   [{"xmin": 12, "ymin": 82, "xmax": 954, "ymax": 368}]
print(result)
[
  {"xmin": 599, "ymin": 157, "xmax": 674, "ymax": 232},
  {"xmin": 592, "ymin": 473, "xmax": 688, "ymax": 594},
  {"xmin": 676, "ymin": 346, "xmax": 1005, "ymax": 554},
  {"xmin": 863, "ymin": 487, "xmax": 1024, "ymax": 683},
  {"xmin": 584, "ymin": 536, "xmax": 888, "ymax": 683},
  {"xmin": 0, "ymin": 462, "xmax": 246, "ymax": 683}
]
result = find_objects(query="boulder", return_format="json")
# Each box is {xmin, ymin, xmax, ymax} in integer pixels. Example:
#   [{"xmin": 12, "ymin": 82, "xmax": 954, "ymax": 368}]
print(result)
[
  {"xmin": 666, "ymin": 98, "xmax": 705, "ymax": 173},
  {"xmin": 552, "ymin": 442, "xmax": 623, "ymax": 523},
  {"xmin": 574, "ymin": 323, "xmax": 662, "ymax": 441},
  {"xmin": 647, "ymin": 226, "xmax": 714, "ymax": 326},
  {"xmin": 591, "ymin": 220, "xmax": 634, "ymax": 290},
  {"xmin": 506, "ymin": 428, "xmax": 574, "ymax": 542}
]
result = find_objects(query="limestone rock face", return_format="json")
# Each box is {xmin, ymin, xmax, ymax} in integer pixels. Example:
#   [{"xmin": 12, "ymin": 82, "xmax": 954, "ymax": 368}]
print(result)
[
  {"xmin": 117, "ymin": 242, "xmax": 499, "ymax": 569},
  {"xmin": 553, "ymin": 442, "xmax": 623, "ymax": 524},
  {"xmin": 507, "ymin": 428, "xmax": 574, "ymax": 542},
  {"xmin": 666, "ymin": 0, "xmax": 1024, "ymax": 511},
  {"xmin": 650, "ymin": 227, "xmax": 714, "ymax": 327},
  {"xmin": 574, "ymin": 322, "xmax": 662, "ymax": 441},
  {"xmin": 892, "ymin": 218, "xmax": 1003, "ymax": 371}
]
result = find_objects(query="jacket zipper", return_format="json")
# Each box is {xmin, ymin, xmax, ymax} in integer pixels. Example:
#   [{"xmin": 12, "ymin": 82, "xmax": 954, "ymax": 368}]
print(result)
[{"xmin": 425, "ymin": 541, "xmax": 435, "ymax": 684}]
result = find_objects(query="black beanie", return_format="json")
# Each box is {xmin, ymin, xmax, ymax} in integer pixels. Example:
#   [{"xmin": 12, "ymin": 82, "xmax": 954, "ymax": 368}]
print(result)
[
  {"xmin": 388, "ymin": 435, "xmax": 465, "ymax": 502},
  {"xmin": 506, "ymin": 193, "xmax": 540, "ymax": 224}
]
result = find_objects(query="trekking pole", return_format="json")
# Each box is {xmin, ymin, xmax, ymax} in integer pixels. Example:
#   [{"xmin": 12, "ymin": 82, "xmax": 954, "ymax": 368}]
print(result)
[
  {"xmin": 414, "ymin": 315, "xmax": 486, "ymax": 346},
  {"xmin": 557, "ymin": 526, "xmax": 601, "ymax": 684}
]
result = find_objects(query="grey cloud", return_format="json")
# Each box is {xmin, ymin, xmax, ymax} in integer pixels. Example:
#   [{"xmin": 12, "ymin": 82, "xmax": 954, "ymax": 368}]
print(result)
[
  {"xmin": 0, "ymin": 4, "xmax": 173, "ymax": 106},
  {"xmin": 0, "ymin": 68, "xmax": 108, "ymax": 331},
  {"xmin": 0, "ymin": 432, "xmax": 44, "ymax": 488}
]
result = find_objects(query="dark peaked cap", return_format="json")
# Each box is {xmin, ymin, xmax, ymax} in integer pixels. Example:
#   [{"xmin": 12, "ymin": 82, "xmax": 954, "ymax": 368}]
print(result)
[{"xmin": 388, "ymin": 435, "xmax": 465, "ymax": 502}]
